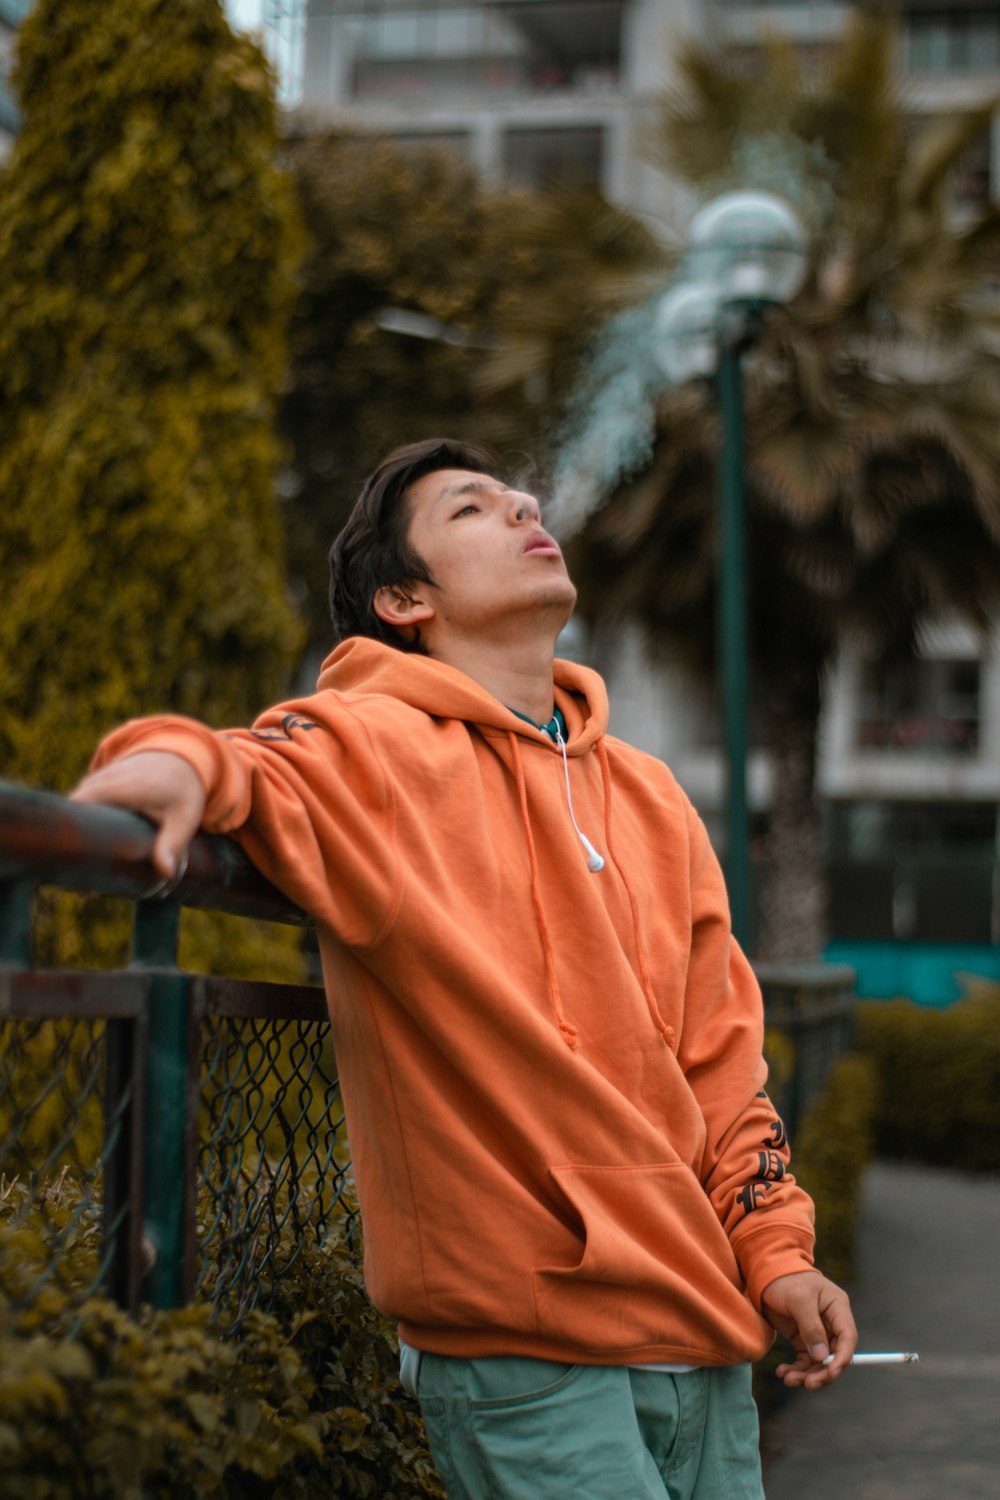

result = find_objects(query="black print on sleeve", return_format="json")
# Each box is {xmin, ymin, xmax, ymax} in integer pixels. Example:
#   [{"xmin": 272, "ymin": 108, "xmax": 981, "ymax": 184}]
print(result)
[
  {"xmin": 735, "ymin": 1108, "xmax": 790, "ymax": 1218},
  {"xmin": 242, "ymin": 714, "xmax": 319, "ymax": 744}
]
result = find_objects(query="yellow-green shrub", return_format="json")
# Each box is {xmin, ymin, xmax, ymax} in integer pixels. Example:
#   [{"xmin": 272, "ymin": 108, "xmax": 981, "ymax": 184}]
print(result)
[
  {"xmin": 791, "ymin": 1052, "xmax": 877, "ymax": 1287},
  {"xmin": 0, "ymin": 0, "xmax": 306, "ymax": 979},
  {"xmin": 752, "ymin": 1050, "xmax": 876, "ymax": 1416},
  {"xmin": 0, "ymin": 1220, "xmax": 443, "ymax": 1500},
  {"xmin": 857, "ymin": 989, "xmax": 1000, "ymax": 1171}
]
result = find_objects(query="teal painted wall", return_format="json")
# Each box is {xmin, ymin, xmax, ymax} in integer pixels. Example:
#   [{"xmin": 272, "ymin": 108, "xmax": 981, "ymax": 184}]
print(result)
[{"xmin": 823, "ymin": 940, "xmax": 1000, "ymax": 1007}]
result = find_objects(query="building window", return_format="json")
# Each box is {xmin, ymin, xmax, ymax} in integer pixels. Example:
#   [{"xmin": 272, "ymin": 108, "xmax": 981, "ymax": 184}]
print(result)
[
  {"xmin": 347, "ymin": 5, "xmax": 525, "ymax": 100},
  {"xmin": 343, "ymin": 2, "xmax": 623, "ymax": 101},
  {"xmin": 827, "ymin": 800, "xmax": 997, "ymax": 943},
  {"xmin": 353, "ymin": 55, "xmax": 522, "ymax": 100},
  {"xmin": 0, "ymin": 16, "xmax": 19, "ymax": 134},
  {"xmin": 502, "ymin": 124, "xmax": 605, "ymax": 191},
  {"xmin": 905, "ymin": 11, "xmax": 1000, "ymax": 74},
  {"xmin": 855, "ymin": 657, "xmax": 980, "ymax": 756},
  {"xmin": 504, "ymin": 1, "xmax": 623, "ymax": 91},
  {"xmin": 952, "ymin": 125, "xmax": 992, "ymax": 209}
]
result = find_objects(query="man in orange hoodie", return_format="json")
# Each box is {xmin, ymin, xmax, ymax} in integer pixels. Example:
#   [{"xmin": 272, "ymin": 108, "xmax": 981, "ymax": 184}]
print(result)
[{"xmin": 73, "ymin": 438, "xmax": 856, "ymax": 1499}]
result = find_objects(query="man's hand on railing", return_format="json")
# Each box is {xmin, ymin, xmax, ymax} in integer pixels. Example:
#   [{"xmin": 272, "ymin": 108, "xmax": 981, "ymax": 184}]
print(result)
[{"xmin": 70, "ymin": 752, "xmax": 207, "ymax": 881}]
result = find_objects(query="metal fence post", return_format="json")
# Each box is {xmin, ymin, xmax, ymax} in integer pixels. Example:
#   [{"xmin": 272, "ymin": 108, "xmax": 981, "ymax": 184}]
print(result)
[
  {"xmin": 133, "ymin": 899, "xmax": 197, "ymax": 1308},
  {"xmin": 0, "ymin": 879, "xmax": 34, "ymax": 968},
  {"xmin": 102, "ymin": 1006, "xmax": 148, "ymax": 1316}
]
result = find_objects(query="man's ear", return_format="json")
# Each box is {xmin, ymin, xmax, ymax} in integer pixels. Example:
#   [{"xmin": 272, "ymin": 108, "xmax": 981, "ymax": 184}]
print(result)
[{"xmin": 373, "ymin": 584, "xmax": 435, "ymax": 634}]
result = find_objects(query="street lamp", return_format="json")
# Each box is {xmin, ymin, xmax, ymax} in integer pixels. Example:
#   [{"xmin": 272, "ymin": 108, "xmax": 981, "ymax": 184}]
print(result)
[{"xmin": 655, "ymin": 191, "xmax": 807, "ymax": 951}]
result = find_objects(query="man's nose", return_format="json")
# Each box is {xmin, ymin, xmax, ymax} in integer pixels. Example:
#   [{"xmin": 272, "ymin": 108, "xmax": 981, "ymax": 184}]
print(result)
[{"xmin": 510, "ymin": 493, "xmax": 541, "ymax": 523}]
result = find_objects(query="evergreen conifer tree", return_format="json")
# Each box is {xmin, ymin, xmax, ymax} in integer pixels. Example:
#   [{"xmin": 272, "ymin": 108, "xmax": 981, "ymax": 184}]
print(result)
[
  {"xmin": 0, "ymin": 0, "xmax": 304, "ymax": 796},
  {"xmin": 0, "ymin": 0, "xmax": 305, "ymax": 972}
]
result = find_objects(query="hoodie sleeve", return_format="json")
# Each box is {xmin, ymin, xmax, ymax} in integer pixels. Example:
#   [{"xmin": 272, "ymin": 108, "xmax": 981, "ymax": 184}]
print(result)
[
  {"xmin": 91, "ymin": 701, "xmax": 400, "ymax": 949},
  {"xmin": 675, "ymin": 805, "xmax": 819, "ymax": 1310}
]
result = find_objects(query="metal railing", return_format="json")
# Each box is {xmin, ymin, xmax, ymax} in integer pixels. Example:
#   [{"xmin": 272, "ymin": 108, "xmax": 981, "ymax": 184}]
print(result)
[
  {"xmin": 0, "ymin": 777, "xmax": 353, "ymax": 1329},
  {"xmin": 756, "ymin": 960, "xmax": 857, "ymax": 1139}
]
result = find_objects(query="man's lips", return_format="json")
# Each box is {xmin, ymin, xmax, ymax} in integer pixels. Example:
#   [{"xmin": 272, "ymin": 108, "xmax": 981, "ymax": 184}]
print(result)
[{"xmin": 523, "ymin": 532, "xmax": 562, "ymax": 557}]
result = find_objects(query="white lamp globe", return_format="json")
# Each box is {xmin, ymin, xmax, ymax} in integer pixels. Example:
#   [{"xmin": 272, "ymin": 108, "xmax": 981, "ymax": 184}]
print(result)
[
  {"xmin": 654, "ymin": 281, "xmax": 723, "ymax": 384},
  {"xmin": 688, "ymin": 191, "xmax": 806, "ymax": 306}
]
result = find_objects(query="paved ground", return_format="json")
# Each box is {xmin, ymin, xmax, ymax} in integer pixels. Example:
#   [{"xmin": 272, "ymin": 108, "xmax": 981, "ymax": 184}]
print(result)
[{"xmin": 762, "ymin": 1160, "xmax": 1000, "ymax": 1500}]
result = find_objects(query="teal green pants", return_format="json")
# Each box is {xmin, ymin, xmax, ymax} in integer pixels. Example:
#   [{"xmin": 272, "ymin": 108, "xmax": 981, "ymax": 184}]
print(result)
[{"xmin": 408, "ymin": 1353, "xmax": 765, "ymax": 1500}]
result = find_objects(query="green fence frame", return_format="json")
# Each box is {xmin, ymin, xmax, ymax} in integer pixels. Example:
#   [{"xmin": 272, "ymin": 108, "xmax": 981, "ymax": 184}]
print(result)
[{"xmin": 0, "ymin": 777, "xmax": 350, "ymax": 1327}]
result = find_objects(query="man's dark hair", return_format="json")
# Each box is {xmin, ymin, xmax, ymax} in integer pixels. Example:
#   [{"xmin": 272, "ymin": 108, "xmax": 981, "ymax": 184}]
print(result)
[{"xmin": 329, "ymin": 437, "xmax": 504, "ymax": 654}]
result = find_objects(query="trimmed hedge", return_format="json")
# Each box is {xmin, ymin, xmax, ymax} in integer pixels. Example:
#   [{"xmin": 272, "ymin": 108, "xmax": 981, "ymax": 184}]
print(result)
[
  {"xmin": 790, "ymin": 1052, "xmax": 877, "ymax": 1287},
  {"xmin": 856, "ymin": 986, "xmax": 1000, "ymax": 1172},
  {"xmin": 753, "ymin": 1049, "xmax": 877, "ymax": 1413},
  {"xmin": 761, "ymin": 1026, "xmax": 877, "ymax": 1287}
]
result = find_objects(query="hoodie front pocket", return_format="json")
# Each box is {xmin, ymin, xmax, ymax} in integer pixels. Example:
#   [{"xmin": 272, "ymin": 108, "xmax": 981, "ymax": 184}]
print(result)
[{"xmin": 532, "ymin": 1162, "xmax": 759, "ymax": 1361}]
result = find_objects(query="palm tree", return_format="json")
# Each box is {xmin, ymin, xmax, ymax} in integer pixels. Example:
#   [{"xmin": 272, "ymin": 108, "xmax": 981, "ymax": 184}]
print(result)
[{"xmin": 479, "ymin": 12, "xmax": 1000, "ymax": 959}]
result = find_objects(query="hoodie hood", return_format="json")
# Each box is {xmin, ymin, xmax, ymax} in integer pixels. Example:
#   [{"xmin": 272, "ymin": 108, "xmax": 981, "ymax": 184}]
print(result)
[{"xmin": 316, "ymin": 637, "xmax": 608, "ymax": 755}]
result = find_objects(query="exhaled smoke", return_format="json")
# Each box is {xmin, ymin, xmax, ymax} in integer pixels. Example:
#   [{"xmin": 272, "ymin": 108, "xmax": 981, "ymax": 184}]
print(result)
[
  {"xmin": 726, "ymin": 133, "xmax": 835, "ymax": 236},
  {"xmin": 548, "ymin": 296, "xmax": 669, "ymax": 540}
]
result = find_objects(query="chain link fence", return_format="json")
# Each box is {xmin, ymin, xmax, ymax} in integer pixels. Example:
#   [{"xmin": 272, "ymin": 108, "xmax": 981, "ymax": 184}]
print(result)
[
  {"xmin": 0, "ymin": 968, "xmax": 355, "ymax": 1333},
  {"xmin": 194, "ymin": 1001, "xmax": 354, "ymax": 1324},
  {"xmin": 0, "ymin": 1010, "xmax": 112, "ymax": 1313},
  {"xmin": 0, "ymin": 778, "xmax": 356, "ymax": 1334}
]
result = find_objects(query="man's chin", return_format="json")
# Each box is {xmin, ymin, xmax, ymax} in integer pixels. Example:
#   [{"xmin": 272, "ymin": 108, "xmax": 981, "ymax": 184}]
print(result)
[
  {"xmin": 529, "ymin": 588, "xmax": 576, "ymax": 631},
  {"xmin": 539, "ymin": 574, "xmax": 577, "ymax": 613}
]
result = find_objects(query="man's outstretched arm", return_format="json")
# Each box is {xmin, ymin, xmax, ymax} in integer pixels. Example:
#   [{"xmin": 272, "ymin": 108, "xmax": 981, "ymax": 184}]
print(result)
[
  {"xmin": 70, "ymin": 704, "xmax": 399, "ymax": 947},
  {"xmin": 763, "ymin": 1269, "xmax": 857, "ymax": 1389},
  {"xmin": 71, "ymin": 751, "xmax": 207, "ymax": 878}
]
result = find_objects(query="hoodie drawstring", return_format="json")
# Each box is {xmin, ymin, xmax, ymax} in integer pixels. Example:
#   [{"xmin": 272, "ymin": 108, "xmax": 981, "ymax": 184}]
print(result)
[
  {"xmin": 507, "ymin": 729, "xmax": 673, "ymax": 1054},
  {"xmin": 597, "ymin": 740, "xmax": 676, "ymax": 1051},
  {"xmin": 509, "ymin": 733, "xmax": 581, "ymax": 1050},
  {"xmin": 554, "ymin": 727, "xmax": 605, "ymax": 873}
]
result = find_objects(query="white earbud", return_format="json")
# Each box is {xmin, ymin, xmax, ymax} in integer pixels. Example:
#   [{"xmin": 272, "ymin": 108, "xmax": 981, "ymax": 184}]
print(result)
[{"xmin": 580, "ymin": 835, "xmax": 605, "ymax": 874}]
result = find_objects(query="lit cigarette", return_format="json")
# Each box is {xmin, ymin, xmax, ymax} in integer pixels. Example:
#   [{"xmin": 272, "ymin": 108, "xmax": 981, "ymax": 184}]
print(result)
[{"xmin": 823, "ymin": 1351, "xmax": 919, "ymax": 1366}]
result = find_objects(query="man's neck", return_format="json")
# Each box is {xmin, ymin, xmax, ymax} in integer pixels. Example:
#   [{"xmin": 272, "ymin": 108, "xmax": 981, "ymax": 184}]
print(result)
[{"xmin": 429, "ymin": 633, "xmax": 557, "ymax": 725}]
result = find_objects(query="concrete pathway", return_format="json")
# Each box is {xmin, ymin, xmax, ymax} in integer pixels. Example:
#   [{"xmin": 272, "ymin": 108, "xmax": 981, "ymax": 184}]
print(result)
[{"xmin": 763, "ymin": 1160, "xmax": 1000, "ymax": 1500}]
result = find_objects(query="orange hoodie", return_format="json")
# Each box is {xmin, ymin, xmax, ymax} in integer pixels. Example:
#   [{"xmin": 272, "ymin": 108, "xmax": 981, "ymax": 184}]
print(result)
[{"xmin": 94, "ymin": 637, "xmax": 817, "ymax": 1366}]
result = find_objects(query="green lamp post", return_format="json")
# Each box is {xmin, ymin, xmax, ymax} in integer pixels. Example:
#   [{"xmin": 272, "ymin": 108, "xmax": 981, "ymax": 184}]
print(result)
[{"xmin": 655, "ymin": 192, "xmax": 807, "ymax": 951}]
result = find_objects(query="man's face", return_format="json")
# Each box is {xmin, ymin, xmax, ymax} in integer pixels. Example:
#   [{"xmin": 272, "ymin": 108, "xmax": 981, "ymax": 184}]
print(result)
[{"xmin": 393, "ymin": 468, "xmax": 577, "ymax": 646}]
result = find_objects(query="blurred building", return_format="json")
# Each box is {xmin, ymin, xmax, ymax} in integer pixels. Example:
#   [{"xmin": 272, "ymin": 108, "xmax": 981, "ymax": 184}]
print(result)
[
  {"xmin": 294, "ymin": 0, "xmax": 699, "ymax": 216},
  {"xmin": 271, "ymin": 1, "xmax": 1000, "ymax": 992},
  {"xmin": 0, "ymin": 0, "xmax": 30, "ymax": 159},
  {"xmin": 282, "ymin": 2, "xmax": 999, "ymax": 209}
]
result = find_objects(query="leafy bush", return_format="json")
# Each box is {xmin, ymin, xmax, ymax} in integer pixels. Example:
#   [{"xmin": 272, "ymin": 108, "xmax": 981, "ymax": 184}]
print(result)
[
  {"xmin": 0, "ymin": 1220, "xmax": 443, "ymax": 1500},
  {"xmin": 762, "ymin": 1026, "xmax": 796, "ymax": 1122},
  {"xmin": 857, "ymin": 987, "xmax": 1000, "ymax": 1172},
  {"xmin": 752, "ymin": 1049, "xmax": 876, "ymax": 1416},
  {"xmin": 790, "ymin": 1053, "xmax": 877, "ymax": 1287}
]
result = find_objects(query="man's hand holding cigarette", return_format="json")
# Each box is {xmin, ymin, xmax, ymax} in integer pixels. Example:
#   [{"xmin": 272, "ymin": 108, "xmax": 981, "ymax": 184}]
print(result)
[{"xmin": 763, "ymin": 1270, "xmax": 858, "ymax": 1390}]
